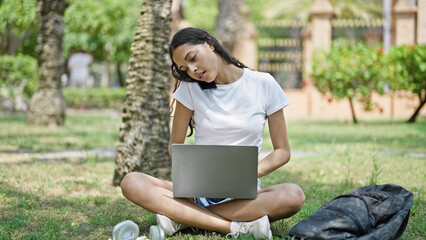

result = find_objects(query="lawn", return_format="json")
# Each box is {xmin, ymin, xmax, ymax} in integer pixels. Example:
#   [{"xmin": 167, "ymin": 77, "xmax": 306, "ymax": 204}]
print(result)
[{"xmin": 0, "ymin": 109, "xmax": 424, "ymax": 239}]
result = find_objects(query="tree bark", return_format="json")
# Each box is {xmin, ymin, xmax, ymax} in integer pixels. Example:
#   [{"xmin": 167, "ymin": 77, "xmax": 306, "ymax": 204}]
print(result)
[
  {"xmin": 113, "ymin": 0, "xmax": 172, "ymax": 186},
  {"xmin": 216, "ymin": 0, "xmax": 245, "ymax": 52},
  {"xmin": 348, "ymin": 97, "xmax": 358, "ymax": 124},
  {"xmin": 407, "ymin": 92, "xmax": 426, "ymax": 123},
  {"xmin": 116, "ymin": 62, "xmax": 125, "ymax": 87},
  {"xmin": 28, "ymin": 0, "xmax": 67, "ymax": 126}
]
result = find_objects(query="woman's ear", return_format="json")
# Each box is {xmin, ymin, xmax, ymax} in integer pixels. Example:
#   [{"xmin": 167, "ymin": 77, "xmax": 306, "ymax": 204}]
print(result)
[{"xmin": 205, "ymin": 42, "xmax": 214, "ymax": 51}]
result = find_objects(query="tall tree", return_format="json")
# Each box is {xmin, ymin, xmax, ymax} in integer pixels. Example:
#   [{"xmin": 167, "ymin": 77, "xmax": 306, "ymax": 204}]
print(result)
[
  {"xmin": 27, "ymin": 0, "xmax": 67, "ymax": 126},
  {"xmin": 216, "ymin": 0, "xmax": 245, "ymax": 52},
  {"xmin": 387, "ymin": 45, "xmax": 426, "ymax": 123},
  {"xmin": 0, "ymin": 0, "xmax": 38, "ymax": 55},
  {"xmin": 113, "ymin": 0, "xmax": 172, "ymax": 186},
  {"xmin": 64, "ymin": 0, "xmax": 142, "ymax": 87}
]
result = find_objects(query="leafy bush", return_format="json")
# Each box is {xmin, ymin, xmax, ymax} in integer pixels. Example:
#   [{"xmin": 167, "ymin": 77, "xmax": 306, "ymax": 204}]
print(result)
[
  {"xmin": 312, "ymin": 42, "xmax": 387, "ymax": 123},
  {"xmin": 63, "ymin": 87, "xmax": 126, "ymax": 109},
  {"xmin": 387, "ymin": 45, "xmax": 426, "ymax": 122},
  {"xmin": 0, "ymin": 54, "xmax": 38, "ymax": 99}
]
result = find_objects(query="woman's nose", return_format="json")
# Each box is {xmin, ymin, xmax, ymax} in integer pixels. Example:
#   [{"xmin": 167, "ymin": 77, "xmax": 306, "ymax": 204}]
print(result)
[{"xmin": 188, "ymin": 64, "xmax": 197, "ymax": 73}]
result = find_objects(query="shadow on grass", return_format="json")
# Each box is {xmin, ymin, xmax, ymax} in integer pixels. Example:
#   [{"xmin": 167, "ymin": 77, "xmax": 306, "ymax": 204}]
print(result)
[
  {"xmin": 0, "ymin": 180, "xmax": 154, "ymax": 240},
  {"xmin": 0, "ymin": 158, "xmax": 424, "ymax": 239}
]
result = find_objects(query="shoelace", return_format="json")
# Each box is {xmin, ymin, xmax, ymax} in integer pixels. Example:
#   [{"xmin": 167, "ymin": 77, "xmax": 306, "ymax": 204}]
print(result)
[
  {"xmin": 164, "ymin": 218, "xmax": 191, "ymax": 235},
  {"xmin": 225, "ymin": 223, "xmax": 251, "ymax": 238}
]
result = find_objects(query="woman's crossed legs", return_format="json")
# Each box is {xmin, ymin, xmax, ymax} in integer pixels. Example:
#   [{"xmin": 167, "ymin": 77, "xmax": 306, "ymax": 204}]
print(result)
[{"xmin": 120, "ymin": 172, "xmax": 305, "ymax": 235}]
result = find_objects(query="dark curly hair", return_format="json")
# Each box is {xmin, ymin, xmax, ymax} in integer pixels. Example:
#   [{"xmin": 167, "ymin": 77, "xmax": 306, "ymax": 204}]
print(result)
[
  {"xmin": 169, "ymin": 27, "xmax": 246, "ymax": 83},
  {"xmin": 169, "ymin": 28, "xmax": 246, "ymax": 136}
]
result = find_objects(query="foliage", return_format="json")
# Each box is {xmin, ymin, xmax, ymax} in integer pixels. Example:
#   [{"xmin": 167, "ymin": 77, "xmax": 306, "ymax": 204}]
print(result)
[
  {"xmin": 0, "ymin": 0, "xmax": 38, "ymax": 55},
  {"xmin": 63, "ymin": 0, "xmax": 142, "ymax": 63},
  {"xmin": 312, "ymin": 42, "xmax": 387, "ymax": 113},
  {"xmin": 183, "ymin": 0, "xmax": 218, "ymax": 33},
  {"xmin": 0, "ymin": 0, "xmax": 37, "ymax": 29},
  {"xmin": 261, "ymin": 0, "xmax": 382, "ymax": 22},
  {"xmin": 386, "ymin": 45, "xmax": 426, "ymax": 122},
  {"xmin": 63, "ymin": 87, "xmax": 126, "ymax": 109},
  {"xmin": 0, "ymin": 54, "xmax": 38, "ymax": 99},
  {"xmin": 387, "ymin": 45, "xmax": 426, "ymax": 97},
  {"xmin": 312, "ymin": 43, "xmax": 426, "ymax": 123}
]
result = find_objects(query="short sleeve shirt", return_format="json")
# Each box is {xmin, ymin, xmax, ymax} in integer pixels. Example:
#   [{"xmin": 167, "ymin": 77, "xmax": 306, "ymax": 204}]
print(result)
[{"xmin": 172, "ymin": 68, "xmax": 290, "ymax": 152}]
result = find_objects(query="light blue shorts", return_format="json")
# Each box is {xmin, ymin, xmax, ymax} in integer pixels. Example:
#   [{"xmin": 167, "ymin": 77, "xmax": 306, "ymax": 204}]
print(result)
[{"xmin": 195, "ymin": 179, "xmax": 261, "ymax": 208}]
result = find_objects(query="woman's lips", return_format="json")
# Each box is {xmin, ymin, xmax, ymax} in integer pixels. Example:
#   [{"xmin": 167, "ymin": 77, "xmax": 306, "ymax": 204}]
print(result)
[{"xmin": 198, "ymin": 72, "xmax": 206, "ymax": 81}]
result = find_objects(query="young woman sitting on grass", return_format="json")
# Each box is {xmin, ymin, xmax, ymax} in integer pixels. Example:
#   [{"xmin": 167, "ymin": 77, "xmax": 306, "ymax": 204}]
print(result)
[{"xmin": 120, "ymin": 27, "xmax": 305, "ymax": 239}]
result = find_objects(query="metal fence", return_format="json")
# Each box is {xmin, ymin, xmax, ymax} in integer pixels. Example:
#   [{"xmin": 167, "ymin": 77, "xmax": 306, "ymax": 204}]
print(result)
[
  {"xmin": 256, "ymin": 18, "xmax": 384, "ymax": 89},
  {"xmin": 256, "ymin": 20, "xmax": 304, "ymax": 89},
  {"xmin": 332, "ymin": 18, "xmax": 384, "ymax": 43}
]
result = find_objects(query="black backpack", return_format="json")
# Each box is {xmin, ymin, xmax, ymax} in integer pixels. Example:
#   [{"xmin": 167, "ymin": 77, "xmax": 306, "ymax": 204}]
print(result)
[{"xmin": 286, "ymin": 184, "xmax": 414, "ymax": 240}]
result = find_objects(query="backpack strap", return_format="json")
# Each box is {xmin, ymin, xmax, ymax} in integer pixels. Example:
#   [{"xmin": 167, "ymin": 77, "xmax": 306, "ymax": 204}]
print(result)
[{"xmin": 333, "ymin": 194, "xmax": 373, "ymax": 233}]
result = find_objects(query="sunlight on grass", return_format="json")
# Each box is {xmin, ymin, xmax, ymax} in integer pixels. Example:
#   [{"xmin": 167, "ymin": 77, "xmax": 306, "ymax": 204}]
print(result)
[{"xmin": 0, "ymin": 110, "xmax": 424, "ymax": 239}]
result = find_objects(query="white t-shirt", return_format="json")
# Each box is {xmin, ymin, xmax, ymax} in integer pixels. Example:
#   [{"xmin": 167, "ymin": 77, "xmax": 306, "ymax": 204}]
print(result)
[{"xmin": 172, "ymin": 68, "xmax": 290, "ymax": 153}]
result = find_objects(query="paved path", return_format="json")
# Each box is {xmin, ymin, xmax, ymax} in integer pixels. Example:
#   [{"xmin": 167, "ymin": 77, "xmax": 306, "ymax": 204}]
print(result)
[
  {"xmin": 0, "ymin": 148, "xmax": 115, "ymax": 164},
  {"xmin": 0, "ymin": 148, "xmax": 317, "ymax": 164},
  {"xmin": 0, "ymin": 148, "xmax": 425, "ymax": 164}
]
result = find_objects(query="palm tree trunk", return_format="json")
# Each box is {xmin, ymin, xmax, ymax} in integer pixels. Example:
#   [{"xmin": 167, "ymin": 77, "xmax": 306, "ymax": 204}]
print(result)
[
  {"xmin": 216, "ymin": 0, "xmax": 245, "ymax": 52},
  {"xmin": 28, "ymin": 0, "xmax": 67, "ymax": 126},
  {"xmin": 113, "ymin": 0, "xmax": 172, "ymax": 186}
]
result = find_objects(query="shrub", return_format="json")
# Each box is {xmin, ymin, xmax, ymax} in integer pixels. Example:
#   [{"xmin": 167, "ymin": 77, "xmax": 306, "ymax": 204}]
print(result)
[
  {"xmin": 0, "ymin": 54, "xmax": 38, "ymax": 99},
  {"xmin": 387, "ymin": 45, "xmax": 426, "ymax": 122},
  {"xmin": 63, "ymin": 87, "xmax": 126, "ymax": 109},
  {"xmin": 312, "ymin": 42, "xmax": 387, "ymax": 123}
]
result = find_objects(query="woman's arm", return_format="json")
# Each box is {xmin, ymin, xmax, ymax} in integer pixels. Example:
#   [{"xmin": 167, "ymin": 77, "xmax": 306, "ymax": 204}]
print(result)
[
  {"xmin": 168, "ymin": 101, "xmax": 194, "ymax": 156},
  {"xmin": 257, "ymin": 108, "xmax": 291, "ymax": 178}
]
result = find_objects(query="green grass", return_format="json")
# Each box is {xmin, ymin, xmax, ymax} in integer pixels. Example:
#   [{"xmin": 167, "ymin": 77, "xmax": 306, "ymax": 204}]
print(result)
[
  {"xmin": 0, "ymin": 110, "xmax": 425, "ymax": 239},
  {"xmin": 0, "ymin": 109, "xmax": 121, "ymax": 152}
]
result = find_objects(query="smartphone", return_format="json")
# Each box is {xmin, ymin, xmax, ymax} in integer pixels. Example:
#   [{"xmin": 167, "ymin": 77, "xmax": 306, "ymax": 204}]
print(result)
[{"xmin": 197, "ymin": 81, "xmax": 217, "ymax": 91}]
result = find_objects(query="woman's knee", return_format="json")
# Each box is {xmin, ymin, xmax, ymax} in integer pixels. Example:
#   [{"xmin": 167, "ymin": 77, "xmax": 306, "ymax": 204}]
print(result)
[
  {"xmin": 283, "ymin": 183, "xmax": 305, "ymax": 213},
  {"xmin": 120, "ymin": 172, "xmax": 146, "ymax": 200},
  {"xmin": 272, "ymin": 183, "xmax": 305, "ymax": 216}
]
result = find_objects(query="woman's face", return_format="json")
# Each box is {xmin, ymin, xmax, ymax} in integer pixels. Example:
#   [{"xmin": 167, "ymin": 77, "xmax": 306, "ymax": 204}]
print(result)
[{"xmin": 172, "ymin": 42, "xmax": 218, "ymax": 83}]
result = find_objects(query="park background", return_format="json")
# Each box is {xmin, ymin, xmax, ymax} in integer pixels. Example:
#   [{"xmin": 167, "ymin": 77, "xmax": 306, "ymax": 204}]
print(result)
[{"xmin": 0, "ymin": 0, "xmax": 425, "ymax": 239}]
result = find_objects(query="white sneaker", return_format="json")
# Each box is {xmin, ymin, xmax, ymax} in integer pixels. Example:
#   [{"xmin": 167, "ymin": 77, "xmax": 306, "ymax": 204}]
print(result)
[
  {"xmin": 228, "ymin": 215, "xmax": 272, "ymax": 239},
  {"xmin": 155, "ymin": 214, "xmax": 185, "ymax": 236}
]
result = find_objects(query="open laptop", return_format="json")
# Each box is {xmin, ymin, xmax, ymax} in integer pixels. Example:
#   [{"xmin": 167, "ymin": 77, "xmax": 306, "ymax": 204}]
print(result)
[{"xmin": 171, "ymin": 144, "xmax": 258, "ymax": 199}]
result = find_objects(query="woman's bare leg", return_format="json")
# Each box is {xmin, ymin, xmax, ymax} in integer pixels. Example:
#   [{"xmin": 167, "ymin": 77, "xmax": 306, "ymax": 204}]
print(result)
[
  {"xmin": 120, "ymin": 172, "xmax": 231, "ymax": 234},
  {"xmin": 207, "ymin": 183, "xmax": 305, "ymax": 222},
  {"xmin": 121, "ymin": 172, "xmax": 304, "ymax": 233}
]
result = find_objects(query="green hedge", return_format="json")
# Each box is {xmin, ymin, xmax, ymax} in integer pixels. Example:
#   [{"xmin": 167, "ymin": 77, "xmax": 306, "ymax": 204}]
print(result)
[
  {"xmin": 0, "ymin": 54, "xmax": 38, "ymax": 99},
  {"xmin": 63, "ymin": 87, "xmax": 126, "ymax": 109}
]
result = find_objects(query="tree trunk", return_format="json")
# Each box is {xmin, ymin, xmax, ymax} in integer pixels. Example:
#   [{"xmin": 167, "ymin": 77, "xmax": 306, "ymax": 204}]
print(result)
[
  {"xmin": 216, "ymin": 0, "xmax": 245, "ymax": 52},
  {"xmin": 28, "ymin": 0, "xmax": 67, "ymax": 126},
  {"xmin": 4, "ymin": 24, "xmax": 12, "ymax": 55},
  {"xmin": 116, "ymin": 62, "xmax": 125, "ymax": 87},
  {"xmin": 101, "ymin": 51, "xmax": 111, "ymax": 88},
  {"xmin": 10, "ymin": 30, "xmax": 33, "ymax": 55},
  {"xmin": 407, "ymin": 92, "xmax": 426, "ymax": 123},
  {"xmin": 348, "ymin": 97, "xmax": 358, "ymax": 124},
  {"xmin": 101, "ymin": 60, "xmax": 110, "ymax": 88},
  {"xmin": 113, "ymin": 0, "xmax": 172, "ymax": 186}
]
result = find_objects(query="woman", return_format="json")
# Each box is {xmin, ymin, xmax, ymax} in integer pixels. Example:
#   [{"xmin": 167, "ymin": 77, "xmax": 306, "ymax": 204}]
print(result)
[{"xmin": 120, "ymin": 27, "xmax": 305, "ymax": 239}]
